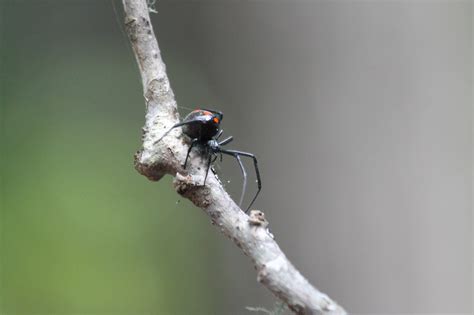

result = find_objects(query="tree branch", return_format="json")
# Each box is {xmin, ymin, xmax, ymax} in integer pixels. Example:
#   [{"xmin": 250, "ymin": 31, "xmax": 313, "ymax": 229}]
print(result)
[{"xmin": 121, "ymin": 1, "xmax": 347, "ymax": 314}]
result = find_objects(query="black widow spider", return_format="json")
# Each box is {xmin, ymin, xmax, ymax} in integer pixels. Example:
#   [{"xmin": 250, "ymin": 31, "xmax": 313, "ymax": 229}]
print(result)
[{"xmin": 155, "ymin": 109, "xmax": 261, "ymax": 212}]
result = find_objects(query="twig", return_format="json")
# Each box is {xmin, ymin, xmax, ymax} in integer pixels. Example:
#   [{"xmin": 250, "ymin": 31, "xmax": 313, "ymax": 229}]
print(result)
[{"xmin": 121, "ymin": 1, "xmax": 347, "ymax": 314}]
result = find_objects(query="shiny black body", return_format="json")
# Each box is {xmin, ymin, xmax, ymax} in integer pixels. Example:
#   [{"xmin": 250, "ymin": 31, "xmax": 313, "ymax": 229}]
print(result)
[
  {"xmin": 154, "ymin": 108, "xmax": 261, "ymax": 212},
  {"xmin": 181, "ymin": 110, "xmax": 223, "ymax": 141}
]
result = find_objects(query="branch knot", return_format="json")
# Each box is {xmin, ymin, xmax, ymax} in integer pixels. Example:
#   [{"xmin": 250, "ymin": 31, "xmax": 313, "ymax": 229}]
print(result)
[{"xmin": 173, "ymin": 173, "xmax": 212, "ymax": 208}]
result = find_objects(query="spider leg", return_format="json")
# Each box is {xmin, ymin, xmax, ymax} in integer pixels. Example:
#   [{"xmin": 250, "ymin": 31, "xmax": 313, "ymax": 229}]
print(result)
[
  {"xmin": 234, "ymin": 155, "xmax": 247, "ymax": 207},
  {"xmin": 203, "ymin": 149, "xmax": 213, "ymax": 186},
  {"xmin": 184, "ymin": 138, "xmax": 199, "ymax": 169},
  {"xmin": 216, "ymin": 129, "xmax": 224, "ymax": 140},
  {"xmin": 153, "ymin": 119, "xmax": 204, "ymax": 145},
  {"xmin": 219, "ymin": 136, "xmax": 233, "ymax": 146},
  {"xmin": 220, "ymin": 149, "xmax": 261, "ymax": 212},
  {"xmin": 219, "ymin": 151, "xmax": 246, "ymax": 207}
]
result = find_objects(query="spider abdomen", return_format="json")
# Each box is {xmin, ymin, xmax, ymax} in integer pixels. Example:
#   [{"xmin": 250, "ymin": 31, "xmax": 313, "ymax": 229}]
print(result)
[{"xmin": 182, "ymin": 109, "xmax": 221, "ymax": 141}]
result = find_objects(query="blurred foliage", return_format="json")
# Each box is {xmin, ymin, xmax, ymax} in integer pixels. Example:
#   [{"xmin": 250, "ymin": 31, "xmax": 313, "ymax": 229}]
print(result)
[{"xmin": 0, "ymin": 1, "xmax": 221, "ymax": 314}]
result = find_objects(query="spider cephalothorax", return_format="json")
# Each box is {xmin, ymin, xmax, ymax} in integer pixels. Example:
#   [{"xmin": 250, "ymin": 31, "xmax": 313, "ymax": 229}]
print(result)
[{"xmin": 155, "ymin": 108, "xmax": 261, "ymax": 212}]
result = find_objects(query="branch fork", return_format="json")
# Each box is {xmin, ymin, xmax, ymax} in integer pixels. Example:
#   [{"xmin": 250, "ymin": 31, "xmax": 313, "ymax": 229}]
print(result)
[{"xmin": 122, "ymin": 1, "xmax": 347, "ymax": 314}]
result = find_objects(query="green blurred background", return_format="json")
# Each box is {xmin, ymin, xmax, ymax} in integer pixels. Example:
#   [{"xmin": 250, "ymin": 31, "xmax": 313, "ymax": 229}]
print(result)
[
  {"xmin": 1, "ymin": 1, "xmax": 226, "ymax": 314},
  {"xmin": 1, "ymin": 1, "xmax": 472, "ymax": 314}
]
